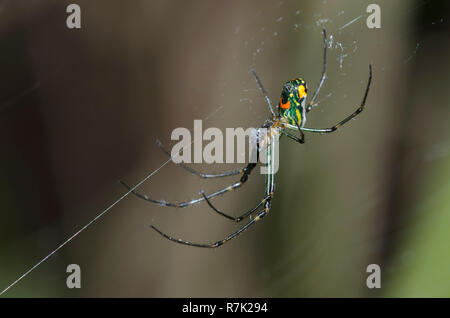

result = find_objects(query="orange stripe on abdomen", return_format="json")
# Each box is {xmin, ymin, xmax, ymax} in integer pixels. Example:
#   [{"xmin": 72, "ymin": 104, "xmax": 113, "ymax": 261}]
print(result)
[{"xmin": 280, "ymin": 97, "xmax": 291, "ymax": 109}]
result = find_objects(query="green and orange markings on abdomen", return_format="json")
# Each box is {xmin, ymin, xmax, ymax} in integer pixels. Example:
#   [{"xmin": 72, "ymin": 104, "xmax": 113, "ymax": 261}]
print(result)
[
  {"xmin": 279, "ymin": 97, "xmax": 291, "ymax": 110},
  {"xmin": 283, "ymin": 107, "xmax": 302, "ymax": 126},
  {"xmin": 278, "ymin": 78, "xmax": 307, "ymax": 126}
]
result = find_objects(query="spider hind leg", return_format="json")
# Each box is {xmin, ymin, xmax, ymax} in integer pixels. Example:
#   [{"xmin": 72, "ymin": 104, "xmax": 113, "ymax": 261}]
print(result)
[
  {"xmin": 149, "ymin": 207, "xmax": 270, "ymax": 248},
  {"xmin": 201, "ymin": 190, "xmax": 271, "ymax": 222}
]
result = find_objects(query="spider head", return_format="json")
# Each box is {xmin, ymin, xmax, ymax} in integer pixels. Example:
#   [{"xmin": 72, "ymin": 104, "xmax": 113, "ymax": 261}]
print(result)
[{"xmin": 278, "ymin": 78, "xmax": 307, "ymax": 126}]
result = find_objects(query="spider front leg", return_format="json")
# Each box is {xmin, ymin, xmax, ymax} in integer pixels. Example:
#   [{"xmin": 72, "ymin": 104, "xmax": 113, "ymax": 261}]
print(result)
[
  {"xmin": 306, "ymin": 28, "xmax": 327, "ymax": 113},
  {"xmin": 297, "ymin": 64, "xmax": 372, "ymax": 134}
]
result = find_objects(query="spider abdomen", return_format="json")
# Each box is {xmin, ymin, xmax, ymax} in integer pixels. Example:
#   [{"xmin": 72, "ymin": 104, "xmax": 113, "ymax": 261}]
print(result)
[{"xmin": 278, "ymin": 78, "xmax": 307, "ymax": 126}]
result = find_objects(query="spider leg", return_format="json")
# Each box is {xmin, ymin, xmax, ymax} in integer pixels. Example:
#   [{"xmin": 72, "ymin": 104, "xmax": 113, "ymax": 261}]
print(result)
[
  {"xmin": 281, "ymin": 129, "xmax": 304, "ymax": 144},
  {"xmin": 156, "ymin": 139, "xmax": 242, "ymax": 179},
  {"xmin": 150, "ymin": 206, "xmax": 271, "ymax": 248},
  {"xmin": 120, "ymin": 163, "xmax": 258, "ymax": 208},
  {"xmin": 200, "ymin": 190, "xmax": 271, "ymax": 222},
  {"xmin": 250, "ymin": 68, "xmax": 276, "ymax": 116},
  {"xmin": 149, "ymin": 131, "xmax": 277, "ymax": 248},
  {"xmin": 121, "ymin": 180, "xmax": 241, "ymax": 208},
  {"xmin": 279, "ymin": 113, "xmax": 305, "ymax": 144},
  {"xmin": 151, "ymin": 185, "xmax": 274, "ymax": 248},
  {"xmin": 294, "ymin": 64, "xmax": 372, "ymax": 134},
  {"xmin": 306, "ymin": 28, "xmax": 327, "ymax": 112},
  {"xmin": 293, "ymin": 114, "xmax": 305, "ymax": 143}
]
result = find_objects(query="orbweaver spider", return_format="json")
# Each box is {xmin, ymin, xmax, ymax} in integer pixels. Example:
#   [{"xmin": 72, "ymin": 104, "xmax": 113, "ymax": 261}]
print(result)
[{"xmin": 121, "ymin": 29, "xmax": 372, "ymax": 248}]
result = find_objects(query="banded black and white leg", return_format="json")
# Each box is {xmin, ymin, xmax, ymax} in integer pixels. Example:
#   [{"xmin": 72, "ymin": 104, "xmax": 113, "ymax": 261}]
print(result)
[
  {"xmin": 288, "ymin": 64, "xmax": 372, "ymax": 134},
  {"xmin": 149, "ymin": 134, "xmax": 278, "ymax": 248},
  {"xmin": 121, "ymin": 161, "xmax": 259, "ymax": 209}
]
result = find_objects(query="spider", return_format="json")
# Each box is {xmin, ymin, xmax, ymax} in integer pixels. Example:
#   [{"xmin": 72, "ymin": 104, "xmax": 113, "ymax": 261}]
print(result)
[{"xmin": 121, "ymin": 29, "xmax": 372, "ymax": 248}]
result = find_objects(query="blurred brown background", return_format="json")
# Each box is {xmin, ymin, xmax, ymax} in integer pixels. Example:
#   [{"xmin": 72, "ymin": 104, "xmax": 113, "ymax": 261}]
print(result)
[{"xmin": 1, "ymin": 0, "xmax": 450, "ymax": 297}]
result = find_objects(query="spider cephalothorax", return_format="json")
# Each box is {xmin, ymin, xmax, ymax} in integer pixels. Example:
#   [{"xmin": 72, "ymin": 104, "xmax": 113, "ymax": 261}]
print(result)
[{"xmin": 279, "ymin": 78, "xmax": 308, "ymax": 126}]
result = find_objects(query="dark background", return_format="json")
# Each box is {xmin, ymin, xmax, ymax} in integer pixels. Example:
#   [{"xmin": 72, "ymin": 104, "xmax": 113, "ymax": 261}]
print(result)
[{"xmin": 1, "ymin": 0, "xmax": 450, "ymax": 297}]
